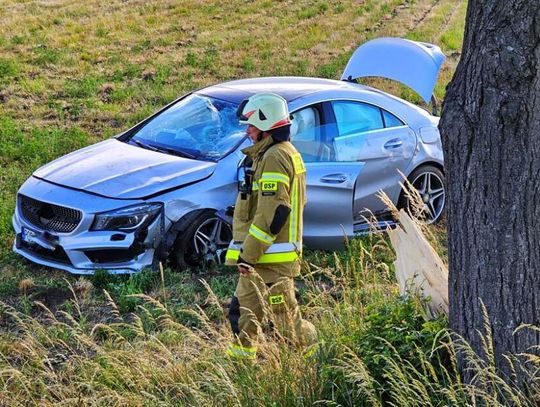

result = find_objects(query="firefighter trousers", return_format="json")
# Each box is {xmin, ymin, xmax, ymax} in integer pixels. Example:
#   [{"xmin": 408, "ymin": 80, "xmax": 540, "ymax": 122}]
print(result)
[{"xmin": 227, "ymin": 271, "xmax": 317, "ymax": 359}]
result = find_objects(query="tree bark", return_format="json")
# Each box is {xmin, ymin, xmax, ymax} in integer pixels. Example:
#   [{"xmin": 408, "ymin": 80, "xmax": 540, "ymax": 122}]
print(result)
[{"xmin": 439, "ymin": 0, "xmax": 540, "ymax": 382}]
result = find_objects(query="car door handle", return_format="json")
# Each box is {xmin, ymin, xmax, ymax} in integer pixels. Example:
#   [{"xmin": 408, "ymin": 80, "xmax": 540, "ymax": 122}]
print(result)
[
  {"xmin": 383, "ymin": 138, "xmax": 403, "ymax": 149},
  {"xmin": 320, "ymin": 174, "xmax": 348, "ymax": 184}
]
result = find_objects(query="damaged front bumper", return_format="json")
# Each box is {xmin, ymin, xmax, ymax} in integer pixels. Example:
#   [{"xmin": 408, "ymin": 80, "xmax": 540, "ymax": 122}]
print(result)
[{"xmin": 12, "ymin": 178, "xmax": 165, "ymax": 275}]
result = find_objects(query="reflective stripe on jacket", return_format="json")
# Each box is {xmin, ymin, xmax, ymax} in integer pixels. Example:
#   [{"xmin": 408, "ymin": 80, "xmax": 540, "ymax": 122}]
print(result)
[
  {"xmin": 225, "ymin": 136, "xmax": 306, "ymax": 278},
  {"xmin": 225, "ymin": 241, "xmax": 302, "ymax": 264}
]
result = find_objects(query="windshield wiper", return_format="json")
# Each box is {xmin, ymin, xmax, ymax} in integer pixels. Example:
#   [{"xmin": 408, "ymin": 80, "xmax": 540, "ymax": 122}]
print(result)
[
  {"xmin": 131, "ymin": 138, "xmax": 197, "ymax": 159},
  {"xmin": 132, "ymin": 139, "xmax": 158, "ymax": 152},
  {"xmin": 159, "ymin": 147, "xmax": 195, "ymax": 160},
  {"xmin": 152, "ymin": 145, "xmax": 197, "ymax": 160}
]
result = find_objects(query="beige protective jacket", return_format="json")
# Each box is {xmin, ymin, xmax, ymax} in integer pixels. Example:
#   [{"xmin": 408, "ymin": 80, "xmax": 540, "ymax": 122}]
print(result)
[{"xmin": 225, "ymin": 136, "xmax": 306, "ymax": 281}]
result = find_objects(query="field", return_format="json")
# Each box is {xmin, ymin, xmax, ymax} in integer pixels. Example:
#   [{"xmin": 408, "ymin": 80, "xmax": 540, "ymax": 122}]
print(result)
[{"xmin": 3, "ymin": 1, "xmax": 536, "ymax": 406}]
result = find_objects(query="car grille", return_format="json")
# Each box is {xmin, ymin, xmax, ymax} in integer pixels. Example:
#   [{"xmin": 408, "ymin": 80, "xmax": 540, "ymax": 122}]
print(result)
[{"xmin": 19, "ymin": 194, "xmax": 82, "ymax": 233}]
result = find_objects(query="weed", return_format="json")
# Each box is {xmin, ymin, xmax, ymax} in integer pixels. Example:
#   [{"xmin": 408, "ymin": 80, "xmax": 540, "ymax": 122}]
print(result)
[
  {"xmin": 64, "ymin": 76, "xmax": 102, "ymax": 99},
  {"xmin": 33, "ymin": 45, "xmax": 61, "ymax": 66},
  {"xmin": 0, "ymin": 58, "xmax": 19, "ymax": 79},
  {"xmin": 185, "ymin": 50, "xmax": 198, "ymax": 67},
  {"xmin": 298, "ymin": 1, "xmax": 329, "ymax": 19},
  {"xmin": 90, "ymin": 269, "xmax": 117, "ymax": 290},
  {"xmin": 11, "ymin": 35, "xmax": 26, "ymax": 45},
  {"xmin": 241, "ymin": 56, "xmax": 255, "ymax": 72},
  {"xmin": 95, "ymin": 25, "xmax": 109, "ymax": 38}
]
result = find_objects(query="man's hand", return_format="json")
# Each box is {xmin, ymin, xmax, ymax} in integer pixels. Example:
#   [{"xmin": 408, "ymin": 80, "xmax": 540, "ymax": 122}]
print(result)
[
  {"xmin": 237, "ymin": 263, "xmax": 253, "ymax": 275},
  {"xmin": 237, "ymin": 257, "xmax": 254, "ymax": 275}
]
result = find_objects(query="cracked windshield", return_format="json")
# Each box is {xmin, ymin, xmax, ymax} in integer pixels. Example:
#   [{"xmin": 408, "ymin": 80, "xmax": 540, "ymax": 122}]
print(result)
[{"xmin": 130, "ymin": 94, "xmax": 245, "ymax": 161}]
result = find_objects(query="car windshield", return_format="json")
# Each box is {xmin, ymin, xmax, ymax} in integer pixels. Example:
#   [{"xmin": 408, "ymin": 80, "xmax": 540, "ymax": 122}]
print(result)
[{"xmin": 129, "ymin": 94, "xmax": 245, "ymax": 161}]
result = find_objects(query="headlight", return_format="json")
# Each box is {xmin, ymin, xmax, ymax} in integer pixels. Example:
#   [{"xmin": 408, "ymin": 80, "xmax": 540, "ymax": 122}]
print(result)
[{"xmin": 91, "ymin": 203, "xmax": 162, "ymax": 232}]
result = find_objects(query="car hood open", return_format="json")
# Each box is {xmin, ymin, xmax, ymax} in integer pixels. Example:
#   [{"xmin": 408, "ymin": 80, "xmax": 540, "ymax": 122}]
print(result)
[
  {"xmin": 341, "ymin": 37, "xmax": 445, "ymax": 103},
  {"xmin": 33, "ymin": 139, "xmax": 216, "ymax": 199}
]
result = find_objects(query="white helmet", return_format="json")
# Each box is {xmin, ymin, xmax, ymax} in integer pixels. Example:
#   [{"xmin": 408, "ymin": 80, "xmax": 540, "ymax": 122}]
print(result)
[{"xmin": 237, "ymin": 93, "xmax": 291, "ymax": 132}]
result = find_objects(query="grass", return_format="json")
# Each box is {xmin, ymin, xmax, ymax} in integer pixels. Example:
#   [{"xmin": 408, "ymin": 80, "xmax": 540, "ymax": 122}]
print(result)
[
  {"xmin": 1, "ymin": 0, "xmax": 537, "ymax": 405},
  {"xmin": 0, "ymin": 234, "xmax": 537, "ymax": 405}
]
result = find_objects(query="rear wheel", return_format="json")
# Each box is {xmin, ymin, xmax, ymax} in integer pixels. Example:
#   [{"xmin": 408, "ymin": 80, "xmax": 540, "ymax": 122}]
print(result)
[
  {"xmin": 171, "ymin": 210, "xmax": 233, "ymax": 271},
  {"xmin": 398, "ymin": 165, "xmax": 446, "ymax": 224}
]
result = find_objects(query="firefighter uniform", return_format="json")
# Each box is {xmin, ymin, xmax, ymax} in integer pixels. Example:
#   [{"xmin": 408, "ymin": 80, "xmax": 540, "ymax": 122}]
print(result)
[{"xmin": 225, "ymin": 131, "xmax": 317, "ymax": 360}]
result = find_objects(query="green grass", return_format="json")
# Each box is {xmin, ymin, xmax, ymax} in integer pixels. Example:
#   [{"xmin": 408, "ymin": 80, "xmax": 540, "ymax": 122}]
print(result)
[
  {"xmin": 2, "ymin": 0, "xmax": 535, "ymax": 404},
  {"xmin": 0, "ymin": 58, "xmax": 19, "ymax": 79}
]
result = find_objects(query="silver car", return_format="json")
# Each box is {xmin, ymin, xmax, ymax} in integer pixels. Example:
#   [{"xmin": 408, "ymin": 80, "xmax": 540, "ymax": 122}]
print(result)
[{"xmin": 12, "ymin": 37, "xmax": 446, "ymax": 274}]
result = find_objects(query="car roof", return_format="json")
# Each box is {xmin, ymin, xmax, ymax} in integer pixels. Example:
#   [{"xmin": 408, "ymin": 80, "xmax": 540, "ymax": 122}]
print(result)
[
  {"xmin": 196, "ymin": 76, "xmax": 358, "ymax": 103},
  {"xmin": 195, "ymin": 76, "xmax": 435, "ymax": 127}
]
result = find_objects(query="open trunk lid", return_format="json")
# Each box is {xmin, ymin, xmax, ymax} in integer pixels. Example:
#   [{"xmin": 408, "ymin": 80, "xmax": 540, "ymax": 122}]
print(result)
[{"xmin": 341, "ymin": 37, "xmax": 445, "ymax": 104}]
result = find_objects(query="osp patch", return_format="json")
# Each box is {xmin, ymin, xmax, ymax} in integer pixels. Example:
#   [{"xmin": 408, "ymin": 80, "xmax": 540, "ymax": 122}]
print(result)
[
  {"xmin": 261, "ymin": 181, "xmax": 278, "ymax": 195},
  {"xmin": 268, "ymin": 294, "xmax": 285, "ymax": 305}
]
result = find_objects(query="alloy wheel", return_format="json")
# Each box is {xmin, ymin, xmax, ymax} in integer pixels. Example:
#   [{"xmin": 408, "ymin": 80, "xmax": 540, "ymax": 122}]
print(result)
[
  {"xmin": 192, "ymin": 217, "xmax": 232, "ymax": 266},
  {"xmin": 411, "ymin": 171, "xmax": 445, "ymax": 224}
]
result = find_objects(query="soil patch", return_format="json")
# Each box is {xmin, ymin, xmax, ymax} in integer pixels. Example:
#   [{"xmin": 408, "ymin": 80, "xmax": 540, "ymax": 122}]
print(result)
[{"xmin": 32, "ymin": 287, "xmax": 74, "ymax": 310}]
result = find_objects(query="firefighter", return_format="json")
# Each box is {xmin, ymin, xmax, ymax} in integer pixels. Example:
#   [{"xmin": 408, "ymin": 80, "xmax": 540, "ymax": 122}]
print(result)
[{"xmin": 225, "ymin": 93, "xmax": 317, "ymax": 360}]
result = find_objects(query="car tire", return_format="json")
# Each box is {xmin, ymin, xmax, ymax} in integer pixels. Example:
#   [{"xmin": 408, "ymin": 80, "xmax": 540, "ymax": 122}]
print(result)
[
  {"xmin": 170, "ymin": 210, "xmax": 233, "ymax": 271},
  {"xmin": 398, "ymin": 165, "xmax": 446, "ymax": 224}
]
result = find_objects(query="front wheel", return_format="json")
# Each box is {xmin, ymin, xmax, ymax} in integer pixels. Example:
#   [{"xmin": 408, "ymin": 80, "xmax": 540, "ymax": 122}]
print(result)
[
  {"xmin": 398, "ymin": 165, "xmax": 446, "ymax": 224},
  {"xmin": 171, "ymin": 210, "xmax": 233, "ymax": 271}
]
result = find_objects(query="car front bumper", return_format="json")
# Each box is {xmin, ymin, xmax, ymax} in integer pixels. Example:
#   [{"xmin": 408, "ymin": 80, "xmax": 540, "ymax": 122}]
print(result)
[{"xmin": 12, "ymin": 178, "xmax": 163, "ymax": 275}]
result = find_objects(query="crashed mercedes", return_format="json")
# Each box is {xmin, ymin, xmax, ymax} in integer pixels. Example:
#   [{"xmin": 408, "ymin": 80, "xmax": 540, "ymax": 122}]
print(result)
[{"xmin": 12, "ymin": 37, "xmax": 446, "ymax": 274}]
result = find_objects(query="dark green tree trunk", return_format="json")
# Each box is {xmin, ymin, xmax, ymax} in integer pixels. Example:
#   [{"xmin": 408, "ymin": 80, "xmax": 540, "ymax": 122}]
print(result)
[{"xmin": 439, "ymin": 0, "xmax": 540, "ymax": 381}]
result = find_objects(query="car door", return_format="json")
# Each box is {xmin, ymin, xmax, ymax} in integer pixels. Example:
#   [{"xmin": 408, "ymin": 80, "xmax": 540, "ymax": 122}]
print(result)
[
  {"xmin": 290, "ymin": 104, "xmax": 364, "ymax": 250},
  {"xmin": 329, "ymin": 100, "xmax": 416, "ymax": 223}
]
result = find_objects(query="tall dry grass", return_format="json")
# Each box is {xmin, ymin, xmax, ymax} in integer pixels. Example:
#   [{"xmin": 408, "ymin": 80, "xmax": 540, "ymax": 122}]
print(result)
[{"xmin": 0, "ymin": 233, "xmax": 537, "ymax": 406}]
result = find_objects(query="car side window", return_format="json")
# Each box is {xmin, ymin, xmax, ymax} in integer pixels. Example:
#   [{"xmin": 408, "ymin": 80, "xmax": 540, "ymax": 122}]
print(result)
[
  {"xmin": 331, "ymin": 101, "xmax": 386, "ymax": 162},
  {"xmin": 382, "ymin": 109, "xmax": 404, "ymax": 128},
  {"xmin": 291, "ymin": 107, "xmax": 319, "ymax": 142},
  {"xmin": 332, "ymin": 101, "xmax": 384, "ymax": 136},
  {"xmin": 290, "ymin": 106, "xmax": 332, "ymax": 162}
]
